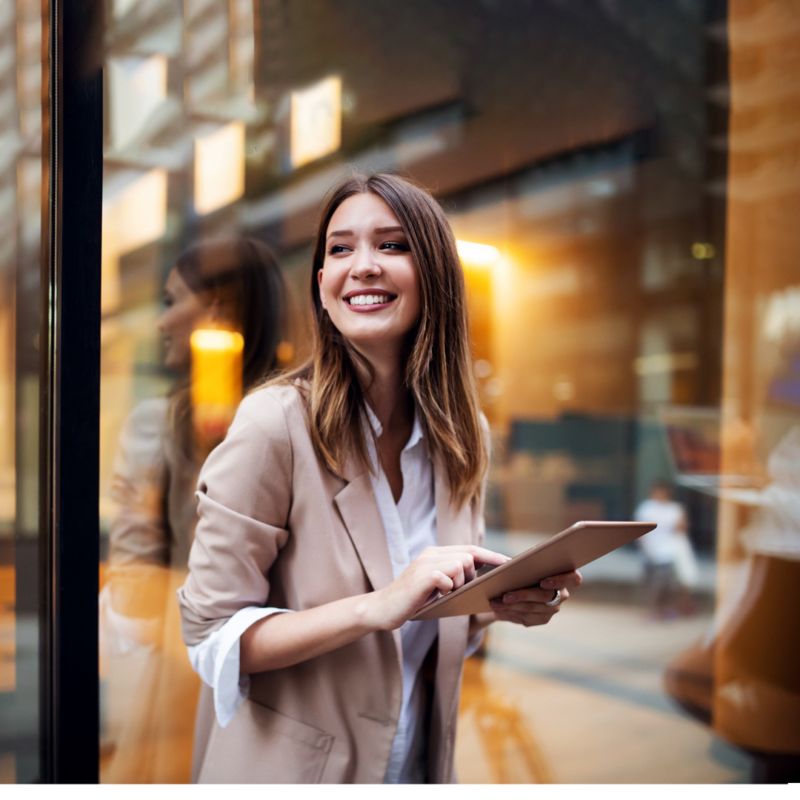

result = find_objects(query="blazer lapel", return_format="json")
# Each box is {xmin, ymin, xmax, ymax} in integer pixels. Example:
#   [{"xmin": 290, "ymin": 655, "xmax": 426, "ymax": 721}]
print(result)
[
  {"xmin": 431, "ymin": 450, "xmax": 471, "ymax": 782},
  {"xmin": 333, "ymin": 458, "xmax": 395, "ymax": 594}
]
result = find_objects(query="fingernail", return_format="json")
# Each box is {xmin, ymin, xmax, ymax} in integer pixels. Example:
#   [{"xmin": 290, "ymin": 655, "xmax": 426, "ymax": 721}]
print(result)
[
  {"xmin": 541, "ymin": 580, "xmax": 554, "ymax": 589},
  {"xmin": 504, "ymin": 593, "xmax": 517, "ymax": 602}
]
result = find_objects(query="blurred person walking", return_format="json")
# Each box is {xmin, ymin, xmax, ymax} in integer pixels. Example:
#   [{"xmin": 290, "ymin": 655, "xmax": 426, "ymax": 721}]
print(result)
[
  {"xmin": 634, "ymin": 479, "xmax": 695, "ymax": 619},
  {"xmin": 101, "ymin": 238, "xmax": 289, "ymax": 783}
]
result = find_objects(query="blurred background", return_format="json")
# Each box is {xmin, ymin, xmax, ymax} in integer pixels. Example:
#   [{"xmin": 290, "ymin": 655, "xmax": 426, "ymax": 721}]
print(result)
[{"xmin": 2, "ymin": 0, "xmax": 799, "ymax": 784}]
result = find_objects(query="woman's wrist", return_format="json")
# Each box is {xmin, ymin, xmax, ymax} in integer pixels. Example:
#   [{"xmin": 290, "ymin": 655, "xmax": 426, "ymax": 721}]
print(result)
[{"xmin": 355, "ymin": 588, "xmax": 393, "ymax": 632}]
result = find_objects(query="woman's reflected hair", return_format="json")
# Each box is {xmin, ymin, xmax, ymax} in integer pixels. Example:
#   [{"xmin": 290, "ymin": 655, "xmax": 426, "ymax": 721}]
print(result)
[{"xmin": 171, "ymin": 237, "xmax": 288, "ymax": 456}]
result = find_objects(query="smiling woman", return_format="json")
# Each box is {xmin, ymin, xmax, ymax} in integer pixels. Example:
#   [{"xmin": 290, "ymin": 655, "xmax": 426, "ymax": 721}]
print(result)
[{"xmin": 176, "ymin": 173, "xmax": 581, "ymax": 784}]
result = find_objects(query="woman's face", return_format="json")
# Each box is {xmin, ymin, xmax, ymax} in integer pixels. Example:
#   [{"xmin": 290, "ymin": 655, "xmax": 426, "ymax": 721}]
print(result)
[
  {"xmin": 317, "ymin": 193, "xmax": 421, "ymax": 359},
  {"xmin": 157, "ymin": 268, "xmax": 207, "ymax": 371}
]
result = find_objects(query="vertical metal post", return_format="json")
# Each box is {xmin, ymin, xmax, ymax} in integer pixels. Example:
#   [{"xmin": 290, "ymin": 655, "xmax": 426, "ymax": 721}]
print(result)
[{"xmin": 41, "ymin": 0, "xmax": 103, "ymax": 782}]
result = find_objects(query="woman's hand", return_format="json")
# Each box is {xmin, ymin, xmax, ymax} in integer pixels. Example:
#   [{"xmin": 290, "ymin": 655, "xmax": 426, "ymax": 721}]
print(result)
[
  {"xmin": 488, "ymin": 570, "xmax": 582, "ymax": 627},
  {"xmin": 368, "ymin": 545, "xmax": 511, "ymax": 631}
]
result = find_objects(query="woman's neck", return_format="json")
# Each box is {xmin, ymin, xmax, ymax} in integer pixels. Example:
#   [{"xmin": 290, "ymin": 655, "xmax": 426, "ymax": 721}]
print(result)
[{"xmin": 352, "ymin": 344, "xmax": 413, "ymax": 435}]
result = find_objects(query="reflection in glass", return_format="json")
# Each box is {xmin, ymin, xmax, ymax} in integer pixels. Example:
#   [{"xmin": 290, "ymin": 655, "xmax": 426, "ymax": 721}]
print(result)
[
  {"xmin": 100, "ymin": 240, "xmax": 287, "ymax": 782},
  {"xmin": 665, "ymin": 2, "xmax": 800, "ymax": 781}
]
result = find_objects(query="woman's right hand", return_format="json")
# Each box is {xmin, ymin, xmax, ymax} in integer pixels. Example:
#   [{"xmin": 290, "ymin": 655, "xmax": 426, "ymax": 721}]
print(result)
[{"xmin": 368, "ymin": 545, "xmax": 511, "ymax": 631}]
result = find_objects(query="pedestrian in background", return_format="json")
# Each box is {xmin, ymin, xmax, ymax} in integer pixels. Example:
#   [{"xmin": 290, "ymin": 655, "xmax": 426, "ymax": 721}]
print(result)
[{"xmin": 634, "ymin": 479, "xmax": 696, "ymax": 619}]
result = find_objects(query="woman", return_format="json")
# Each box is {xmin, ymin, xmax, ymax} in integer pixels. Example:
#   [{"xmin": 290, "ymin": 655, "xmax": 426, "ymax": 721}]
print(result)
[
  {"xmin": 177, "ymin": 174, "xmax": 581, "ymax": 784},
  {"xmin": 102, "ymin": 237, "xmax": 288, "ymax": 783}
]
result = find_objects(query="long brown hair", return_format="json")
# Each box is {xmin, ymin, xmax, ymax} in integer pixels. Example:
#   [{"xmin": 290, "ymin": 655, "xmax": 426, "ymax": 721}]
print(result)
[
  {"xmin": 170, "ymin": 237, "xmax": 288, "ymax": 458},
  {"xmin": 283, "ymin": 173, "xmax": 487, "ymax": 509}
]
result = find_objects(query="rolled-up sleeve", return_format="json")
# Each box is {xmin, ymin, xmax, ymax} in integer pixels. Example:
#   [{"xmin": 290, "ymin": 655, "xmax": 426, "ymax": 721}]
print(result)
[
  {"xmin": 187, "ymin": 605, "xmax": 293, "ymax": 727},
  {"xmin": 177, "ymin": 390, "xmax": 294, "ymax": 647}
]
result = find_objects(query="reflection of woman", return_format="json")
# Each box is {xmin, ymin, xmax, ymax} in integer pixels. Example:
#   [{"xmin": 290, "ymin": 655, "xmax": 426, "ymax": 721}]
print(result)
[
  {"xmin": 178, "ymin": 174, "xmax": 581, "ymax": 784},
  {"xmin": 102, "ymin": 238, "xmax": 287, "ymax": 783}
]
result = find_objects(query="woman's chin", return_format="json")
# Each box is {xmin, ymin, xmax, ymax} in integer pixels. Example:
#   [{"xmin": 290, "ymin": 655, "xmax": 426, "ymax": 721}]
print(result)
[{"xmin": 164, "ymin": 353, "xmax": 190, "ymax": 373}]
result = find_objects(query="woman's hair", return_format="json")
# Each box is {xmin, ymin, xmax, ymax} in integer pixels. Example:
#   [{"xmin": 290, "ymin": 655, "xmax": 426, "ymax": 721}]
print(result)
[
  {"xmin": 170, "ymin": 237, "xmax": 288, "ymax": 457},
  {"xmin": 284, "ymin": 172, "xmax": 487, "ymax": 509}
]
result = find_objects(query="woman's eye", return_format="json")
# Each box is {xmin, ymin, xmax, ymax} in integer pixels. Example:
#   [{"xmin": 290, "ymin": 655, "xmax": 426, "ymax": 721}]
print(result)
[
  {"xmin": 328, "ymin": 244, "xmax": 350, "ymax": 255},
  {"xmin": 380, "ymin": 241, "xmax": 408, "ymax": 251}
]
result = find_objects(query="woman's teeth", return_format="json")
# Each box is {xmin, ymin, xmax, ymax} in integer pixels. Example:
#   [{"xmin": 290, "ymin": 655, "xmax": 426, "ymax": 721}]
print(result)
[{"xmin": 346, "ymin": 294, "xmax": 392, "ymax": 306}]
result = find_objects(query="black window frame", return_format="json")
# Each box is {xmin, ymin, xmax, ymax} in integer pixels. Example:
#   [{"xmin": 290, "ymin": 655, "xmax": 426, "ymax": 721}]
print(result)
[{"xmin": 39, "ymin": 0, "xmax": 103, "ymax": 782}]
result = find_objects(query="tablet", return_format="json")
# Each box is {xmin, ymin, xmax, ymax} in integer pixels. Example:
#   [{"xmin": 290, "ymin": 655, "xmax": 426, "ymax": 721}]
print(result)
[{"xmin": 410, "ymin": 520, "xmax": 656, "ymax": 621}]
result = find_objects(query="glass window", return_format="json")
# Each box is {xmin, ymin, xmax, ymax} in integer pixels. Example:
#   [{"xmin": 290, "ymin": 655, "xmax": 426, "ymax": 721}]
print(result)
[
  {"xmin": 0, "ymin": 0, "xmax": 47, "ymax": 784},
  {"xmin": 98, "ymin": 0, "xmax": 799, "ymax": 784}
]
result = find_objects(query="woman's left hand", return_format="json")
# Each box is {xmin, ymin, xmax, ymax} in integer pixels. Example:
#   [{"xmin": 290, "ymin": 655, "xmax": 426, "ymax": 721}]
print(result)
[{"xmin": 488, "ymin": 570, "xmax": 582, "ymax": 627}]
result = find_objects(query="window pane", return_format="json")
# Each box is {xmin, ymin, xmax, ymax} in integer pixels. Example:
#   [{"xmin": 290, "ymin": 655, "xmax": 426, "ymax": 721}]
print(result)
[{"xmin": 99, "ymin": 0, "xmax": 799, "ymax": 784}]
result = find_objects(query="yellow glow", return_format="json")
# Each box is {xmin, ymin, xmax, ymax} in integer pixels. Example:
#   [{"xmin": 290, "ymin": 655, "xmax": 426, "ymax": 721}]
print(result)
[
  {"xmin": 457, "ymin": 240, "xmax": 501, "ymax": 267},
  {"xmin": 191, "ymin": 330, "xmax": 245, "ymax": 353},
  {"xmin": 190, "ymin": 329, "xmax": 244, "ymax": 440},
  {"xmin": 194, "ymin": 121, "xmax": 246, "ymax": 215},
  {"xmin": 290, "ymin": 76, "xmax": 342, "ymax": 168}
]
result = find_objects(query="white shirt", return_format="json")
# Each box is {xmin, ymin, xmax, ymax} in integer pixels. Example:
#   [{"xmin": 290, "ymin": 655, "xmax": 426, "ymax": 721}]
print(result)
[
  {"xmin": 634, "ymin": 498, "xmax": 685, "ymax": 564},
  {"xmin": 187, "ymin": 404, "xmax": 483, "ymax": 783}
]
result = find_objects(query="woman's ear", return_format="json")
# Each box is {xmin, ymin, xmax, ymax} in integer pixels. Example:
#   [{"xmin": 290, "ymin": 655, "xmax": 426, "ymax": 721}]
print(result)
[
  {"xmin": 207, "ymin": 297, "xmax": 232, "ymax": 326},
  {"xmin": 317, "ymin": 269, "xmax": 328, "ymax": 310}
]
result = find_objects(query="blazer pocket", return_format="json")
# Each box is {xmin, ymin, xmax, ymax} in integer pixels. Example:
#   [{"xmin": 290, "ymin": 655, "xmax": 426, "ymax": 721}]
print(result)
[{"xmin": 198, "ymin": 699, "xmax": 335, "ymax": 784}]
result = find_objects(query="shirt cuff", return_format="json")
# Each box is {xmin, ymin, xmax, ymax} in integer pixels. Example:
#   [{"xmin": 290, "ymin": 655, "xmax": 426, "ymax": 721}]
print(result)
[{"xmin": 187, "ymin": 606, "xmax": 293, "ymax": 729}]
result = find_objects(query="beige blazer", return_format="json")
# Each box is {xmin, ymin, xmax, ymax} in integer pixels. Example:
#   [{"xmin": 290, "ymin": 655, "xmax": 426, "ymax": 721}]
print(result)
[{"xmin": 177, "ymin": 383, "xmax": 487, "ymax": 784}]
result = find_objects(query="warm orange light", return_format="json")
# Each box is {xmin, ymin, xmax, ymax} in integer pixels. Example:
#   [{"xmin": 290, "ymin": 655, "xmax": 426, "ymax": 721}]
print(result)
[
  {"xmin": 190, "ymin": 329, "xmax": 244, "ymax": 443},
  {"xmin": 457, "ymin": 240, "xmax": 500, "ymax": 267},
  {"xmin": 276, "ymin": 341, "xmax": 295, "ymax": 364}
]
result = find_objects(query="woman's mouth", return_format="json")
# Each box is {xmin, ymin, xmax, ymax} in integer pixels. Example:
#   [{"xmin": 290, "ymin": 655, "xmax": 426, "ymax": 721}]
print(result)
[{"xmin": 344, "ymin": 293, "xmax": 397, "ymax": 309}]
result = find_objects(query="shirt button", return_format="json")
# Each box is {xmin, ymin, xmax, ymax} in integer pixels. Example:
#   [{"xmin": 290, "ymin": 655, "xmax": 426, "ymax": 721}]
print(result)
[{"xmin": 393, "ymin": 552, "xmax": 404, "ymax": 565}]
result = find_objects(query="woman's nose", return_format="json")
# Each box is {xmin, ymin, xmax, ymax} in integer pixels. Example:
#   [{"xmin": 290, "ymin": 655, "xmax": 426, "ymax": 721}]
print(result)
[{"xmin": 350, "ymin": 247, "xmax": 381, "ymax": 279}]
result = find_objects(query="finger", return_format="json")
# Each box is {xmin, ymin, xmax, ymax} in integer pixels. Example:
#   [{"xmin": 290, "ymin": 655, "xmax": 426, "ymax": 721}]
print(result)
[
  {"xmin": 494, "ymin": 610, "xmax": 555, "ymax": 627},
  {"xmin": 496, "ymin": 587, "xmax": 570, "ymax": 605},
  {"xmin": 459, "ymin": 553, "xmax": 477, "ymax": 583},
  {"xmin": 435, "ymin": 554, "xmax": 478, "ymax": 590},
  {"xmin": 429, "ymin": 570, "xmax": 454, "ymax": 596},
  {"xmin": 491, "ymin": 599, "xmax": 561, "ymax": 615},
  {"xmin": 440, "ymin": 559, "xmax": 466, "ymax": 591},
  {"xmin": 438, "ymin": 545, "xmax": 511, "ymax": 568},
  {"xmin": 539, "ymin": 570, "xmax": 582, "ymax": 591}
]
